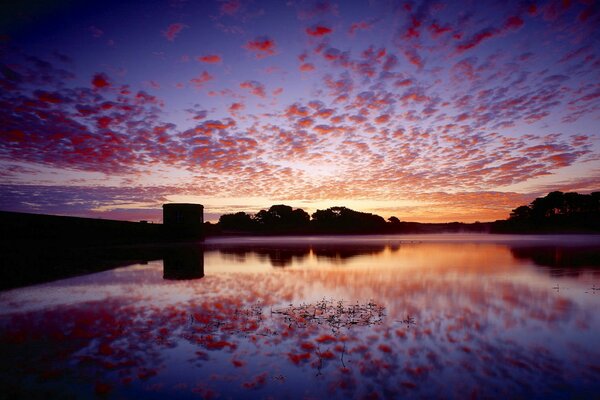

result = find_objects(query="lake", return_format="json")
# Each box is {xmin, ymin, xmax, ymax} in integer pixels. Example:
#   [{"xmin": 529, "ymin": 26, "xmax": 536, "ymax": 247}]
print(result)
[{"xmin": 1, "ymin": 234, "xmax": 599, "ymax": 399}]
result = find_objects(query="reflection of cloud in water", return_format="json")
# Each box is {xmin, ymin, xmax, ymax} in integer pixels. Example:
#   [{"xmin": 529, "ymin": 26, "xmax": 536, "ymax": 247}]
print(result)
[{"xmin": 1, "ymin": 240, "xmax": 599, "ymax": 398}]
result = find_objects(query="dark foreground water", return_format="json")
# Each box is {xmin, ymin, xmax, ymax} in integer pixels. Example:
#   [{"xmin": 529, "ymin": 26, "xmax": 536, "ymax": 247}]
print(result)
[{"xmin": 1, "ymin": 234, "xmax": 600, "ymax": 399}]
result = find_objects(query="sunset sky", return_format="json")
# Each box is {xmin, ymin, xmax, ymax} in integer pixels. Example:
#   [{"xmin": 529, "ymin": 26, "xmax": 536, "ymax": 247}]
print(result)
[{"xmin": 1, "ymin": 0, "xmax": 599, "ymax": 222}]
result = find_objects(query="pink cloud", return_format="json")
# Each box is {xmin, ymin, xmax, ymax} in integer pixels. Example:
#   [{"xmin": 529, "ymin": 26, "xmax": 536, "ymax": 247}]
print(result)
[
  {"xmin": 308, "ymin": 100, "xmax": 323, "ymax": 109},
  {"xmin": 189, "ymin": 109, "xmax": 207, "ymax": 120},
  {"xmin": 428, "ymin": 21, "xmax": 452, "ymax": 38},
  {"xmin": 162, "ymin": 23, "xmax": 187, "ymax": 41},
  {"xmin": 229, "ymin": 102, "xmax": 245, "ymax": 114},
  {"xmin": 400, "ymin": 88, "xmax": 430, "ymax": 103},
  {"xmin": 404, "ymin": 16, "xmax": 423, "ymax": 39},
  {"xmin": 285, "ymin": 103, "xmax": 310, "ymax": 118},
  {"xmin": 197, "ymin": 54, "xmax": 222, "ymax": 64},
  {"xmin": 244, "ymin": 36, "xmax": 276, "ymax": 59},
  {"xmin": 220, "ymin": 0, "xmax": 241, "ymax": 16},
  {"xmin": 503, "ymin": 16, "xmax": 524, "ymax": 30},
  {"xmin": 313, "ymin": 124, "xmax": 335, "ymax": 134},
  {"xmin": 323, "ymin": 47, "xmax": 341, "ymax": 62},
  {"xmin": 300, "ymin": 63, "xmax": 315, "ymax": 72},
  {"xmin": 544, "ymin": 153, "xmax": 577, "ymax": 168},
  {"xmin": 306, "ymin": 25, "xmax": 333, "ymax": 36},
  {"xmin": 240, "ymin": 80, "xmax": 266, "ymax": 97},
  {"xmin": 314, "ymin": 108, "xmax": 334, "ymax": 119},
  {"xmin": 375, "ymin": 114, "xmax": 390, "ymax": 124},
  {"xmin": 456, "ymin": 16, "xmax": 524, "ymax": 53},
  {"xmin": 395, "ymin": 78, "xmax": 413, "ymax": 87},
  {"xmin": 297, "ymin": 117, "xmax": 314, "ymax": 128},
  {"xmin": 452, "ymin": 58, "xmax": 477, "ymax": 82},
  {"xmin": 190, "ymin": 71, "xmax": 214, "ymax": 89},
  {"xmin": 349, "ymin": 20, "xmax": 372, "ymax": 35},
  {"xmin": 92, "ymin": 73, "xmax": 110, "ymax": 89},
  {"xmin": 403, "ymin": 49, "xmax": 423, "ymax": 69}
]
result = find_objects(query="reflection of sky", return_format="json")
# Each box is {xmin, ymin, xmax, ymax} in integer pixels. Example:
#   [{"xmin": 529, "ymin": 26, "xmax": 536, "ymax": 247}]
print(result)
[
  {"xmin": 1, "ymin": 0, "xmax": 599, "ymax": 223},
  {"xmin": 1, "ymin": 240, "xmax": 599, "ymax": 398}
]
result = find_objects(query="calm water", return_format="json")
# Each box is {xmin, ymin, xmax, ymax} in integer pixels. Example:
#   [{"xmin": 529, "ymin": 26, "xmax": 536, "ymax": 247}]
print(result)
[{"xmin": 1, "ymin": 234, "xmax": 600, "ymax": 399}]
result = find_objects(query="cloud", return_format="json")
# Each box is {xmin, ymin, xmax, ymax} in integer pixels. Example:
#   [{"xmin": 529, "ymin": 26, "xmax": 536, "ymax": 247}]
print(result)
[
  {"xmin": 451, "ymin": 58, "xmax": 478, "ymax": 82},
  {"xmin": 300, "ymin": 63, "xmax": 315, "ymax": 72},
  {"xmin": 297, "ymin": 117, "xmax": 314, "ymax": 128},
  {"xmin": 219, "ymin": 0, "xmax": 241, "ymax": 16},
  {"xmin": 313, "ymin": 124, "xmax": 335, "ymax": 134},
  {"xmin": 239, "ymin": 80, "xmax": 266, "ymax": 97},
  {"xmin": 229, "ymin": 102, "xmax": 245, "ymax": 114},
  {"xmin": 374, "ymin": 114, "xmax": 390, "ymax": 124},
  {"xmin": 36, "ymin": 90, "xmax": 65, "ymax": 104},
  {"xmin": 306, "ymin": 25, "xmax": 333, "ymax": 36},
  {"xmin": 196, "ymin": 55, "xmax": 222, "ymax": 64},
  {"xmin": 394, "ymin": 78, "xmax": 413, "ymax": 87},
  {"xmin": 503, "ymin": 16, "xmax": 524, "ymax": 30},
  {"xmin": 349, "ymin": 20, "xmax": 373, "ymax": 35},
  {"xmin": 403, "ymin": 49, "xmax": 423, "ymax": 69},
  {"xmin": 284, "ymin": 103, "xmax": 310, "ymax": 118},
  {"xmin": 89, "ymin": 26, "xmax": 104, "ymax": 38},
  {"xmin": 0, "ymin": 60, "xmax": 188, "ymax": 176},
  {"xmin": 188, "ymin": 108, "xmax": 208, "ymax": 120},
  {"xmin": 91, "ymin": 73, "xmax": 111, "ymax": 89},
  {"xmin": 244, "ymin": 36, "xmax": 276, "ymax": 59},
  {"xmin": 190, "ymin": 71, "xmax": 214, "ymax": 89},
  {"xmin": 456, "ymin": 16, "xmax": 524, "ymax": 53},
  {"xmin": 428, "ymin": 21, "xmax": 452, "ymax": 38},
  {"xmin": 162, "ymin": 23, "xmax": 187, "ymax": 41}
]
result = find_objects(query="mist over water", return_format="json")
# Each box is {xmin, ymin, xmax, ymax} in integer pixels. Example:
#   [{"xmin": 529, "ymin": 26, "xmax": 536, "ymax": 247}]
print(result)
[{"xmin": 1, "ymin": 234, "xmax": 599, "ymax": 398}]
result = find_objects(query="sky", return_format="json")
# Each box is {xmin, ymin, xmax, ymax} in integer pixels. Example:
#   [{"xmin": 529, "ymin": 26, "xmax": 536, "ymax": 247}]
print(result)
[{"xmin": 0, "ymin": 0, "xmax": 599, "ymax": 223}]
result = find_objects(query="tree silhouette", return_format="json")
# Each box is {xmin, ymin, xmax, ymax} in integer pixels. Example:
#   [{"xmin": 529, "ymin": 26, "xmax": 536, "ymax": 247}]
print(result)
[
  {"xmin": 517, "ymin": 191, "xmax": 599, "ymax": 221},
  {"xmin": 253, "ymin": 205, "xmax": 310, "ymax": 232},
  {"xmin": 387, "ymin": 216, "xmax": 401, "ymax": 224},
  {"xmin": 495, "ymin": 191, "xmax": 600, "ymax": 233},
  {"xmin": 311, "ymin": 206, "xmax": 387, "ymax": 233},
  {"xmin": 509, "ymin": 206, "xmax": 531, "ymax": 221},
  {"xmin": 219, "ymin": 212, "xmax": 256, "ymax": 231}
]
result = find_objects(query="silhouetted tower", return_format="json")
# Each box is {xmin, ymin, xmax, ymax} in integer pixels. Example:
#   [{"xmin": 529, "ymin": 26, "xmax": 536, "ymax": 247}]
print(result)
[{"xmin": 162, "ymin": 203, "xmax": 204, "ymax": 240}]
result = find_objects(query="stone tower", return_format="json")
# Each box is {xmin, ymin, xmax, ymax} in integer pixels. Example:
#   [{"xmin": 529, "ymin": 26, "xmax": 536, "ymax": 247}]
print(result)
[{"xmin": 162, "ymin": 203, "xmax": 204, "ymax": 240}]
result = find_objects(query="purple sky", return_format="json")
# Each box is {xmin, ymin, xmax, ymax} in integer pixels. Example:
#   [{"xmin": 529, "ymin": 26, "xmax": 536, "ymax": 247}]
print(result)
[{"xmin": 1, "ymin": 0, "xmax": 599, "ymax": 222}]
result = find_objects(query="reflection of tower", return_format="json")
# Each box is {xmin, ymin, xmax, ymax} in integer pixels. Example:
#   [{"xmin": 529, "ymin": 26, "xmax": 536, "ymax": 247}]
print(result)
[
  {"xmin": 162, "ymin": 203, "xmax": 204, "ymax": 240},
  {"xmin": 163, "ymin": 247, "xmax": 205, "ymax": 280}
]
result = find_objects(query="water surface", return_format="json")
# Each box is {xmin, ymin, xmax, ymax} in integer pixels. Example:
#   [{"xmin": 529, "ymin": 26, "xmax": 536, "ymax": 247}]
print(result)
[{"xmin": 1, "ymin": 234, "xmax": 599, "ymax": 398}]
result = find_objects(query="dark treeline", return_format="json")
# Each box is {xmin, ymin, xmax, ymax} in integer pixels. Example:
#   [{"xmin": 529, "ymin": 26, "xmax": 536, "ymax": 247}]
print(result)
[
  {"xmin": 208, "ymin": 191, "xmax": 600, "ymax": 236},
  {"xmin": 491, "ymin": 191, "xmax": 600, "ymax": 233},
  {"xmin": 210, "ymin": 204, "xmax": 490, "ymax": 235}
]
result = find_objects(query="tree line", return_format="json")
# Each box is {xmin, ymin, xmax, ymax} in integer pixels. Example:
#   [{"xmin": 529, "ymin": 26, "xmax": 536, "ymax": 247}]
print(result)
[
  {"xmin": 218, "ymin": 204, "xmax": 391, "ymax": 234},
  {"xmin": 492, "ymin": 191, "xmax": 600, "ymax": 233},
  {"xmin": 209, "ymin": 191, "xmax": 600, "ymax": 235},
  {"xmin": 212, "ymin": 204, "xmax": 487, "ymax": 235}
]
